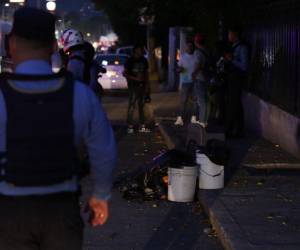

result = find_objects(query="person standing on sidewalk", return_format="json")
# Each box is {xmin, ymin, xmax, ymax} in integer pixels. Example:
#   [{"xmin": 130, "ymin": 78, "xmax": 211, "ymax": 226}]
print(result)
[
  {"xmin": 174, "ymin": 41, "xmax": 198, "ymax": 126},
  {"xmin": 192, "ymin": 33, "xmax": 210, "ymax": 128},
  {"xmin": 0, "ymin": 8, "xmax": 117, "ymax": 250},
  {"xmin": 224, "ymin": 26, "xmax": 249, "ymax": 138},
  {"xmin": 124, "ymin": 45, "xmax": 149, "ymax": 133}
]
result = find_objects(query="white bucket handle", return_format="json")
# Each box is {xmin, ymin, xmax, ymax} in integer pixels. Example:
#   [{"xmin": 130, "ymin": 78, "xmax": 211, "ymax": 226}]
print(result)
[{"xmin": 200, "ymin": 168, "xmax": 224, "ymax": 177}]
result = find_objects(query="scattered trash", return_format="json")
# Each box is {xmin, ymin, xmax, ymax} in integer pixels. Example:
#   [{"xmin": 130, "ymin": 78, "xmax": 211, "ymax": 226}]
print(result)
[
  {"xmin": 192, "ymin": 203, "xmax": 203, "ymax": 214},
  {"xmin": 209, "ymin": 230, "xmax": 218, "ymax": 238},
  {"xmin": 119, "ymin": 149, "xmax": 195, "ymax": 203},
  {"xmin": 119, "ymin": 139, "xmax": 230, "ymax": 203},
  {"xmin": 162, "ymin": 176, "xmax": 168, "ymax": 184},
  {"xmin": 144, "ymin": 188, "xmax": 154, "ymax": 195},
  {"xmin": 120, "ymin": 166, "xmax": 168, "ymax": 202},
  {"xmin": 256, "ymin": 179, "xmax": 265, "ymax": 186},
  {"xmin": 152, "ymin": 204, "xmax": 159, "ymax": 208},
  {"xmin": 204, "ymin": 227, "xmax": 212, "ymax": 234}
]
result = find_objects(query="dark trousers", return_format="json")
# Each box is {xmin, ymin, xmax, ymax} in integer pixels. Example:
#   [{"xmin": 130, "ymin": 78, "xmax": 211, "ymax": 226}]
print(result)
[
  {"xmin": 127, "ymin": 81, "xmax": 146, "ymax": 125},
  {"xmin": 179, "ymin": 82, "xmax": 196, "ymax": 118},
  {"xmin": 194, "ymin": 80, "xmax": 208, "ymax": 123},
  {"xmin": 0, "ymin": 193, "xmax": 83, "ymax": 250},
  {"xmin": 225, "ymin": 72, "xmax": 245, "ymax": 135}
]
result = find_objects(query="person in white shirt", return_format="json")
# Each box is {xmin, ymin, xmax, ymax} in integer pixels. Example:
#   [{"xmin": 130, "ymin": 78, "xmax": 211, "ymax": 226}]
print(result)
[{"xmin": 175, "ymin": 41, "xmax": 198, "ymax": 126}]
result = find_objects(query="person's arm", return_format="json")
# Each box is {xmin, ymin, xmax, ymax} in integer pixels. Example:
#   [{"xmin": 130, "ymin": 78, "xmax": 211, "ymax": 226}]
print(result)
[
  {"xmin": 231, "ymin": 45, "xmax": 249, "ymax": 72},
  {"xmin": 123, "ymin": 58, "xmax": 139, "ymax": 81},
  {"xmin": 67, "ymin": 57, "xmax": 85, "ymax": 81},
  {"xmin": 192, "ymin": 50, "xmax": 205, "ymax": 80},
  {"xmin": 177, "ymin": 56, "xmax": 185, "ymax": 73},
  {"xmin": 79, "ymin": 86, "xmax": 117, "ymax": 226}
]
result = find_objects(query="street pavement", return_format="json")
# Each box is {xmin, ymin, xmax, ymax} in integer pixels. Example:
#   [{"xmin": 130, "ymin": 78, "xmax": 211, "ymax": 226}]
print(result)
[{"xmin": 81, "ymin": 94, "xmax": 223, "ymax": 250}]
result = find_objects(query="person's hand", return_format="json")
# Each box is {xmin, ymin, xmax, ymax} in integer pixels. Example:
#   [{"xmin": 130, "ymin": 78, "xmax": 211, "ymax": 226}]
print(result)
[{"xmin": 87, "ymin": 197, "xmax": 109, "ymax": 227}]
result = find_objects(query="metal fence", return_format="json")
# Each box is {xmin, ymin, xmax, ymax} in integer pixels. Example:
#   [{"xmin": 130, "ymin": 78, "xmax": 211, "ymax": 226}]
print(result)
[{"xmin": 245, "ymin": 0, "xmax": 300, "ymax": 116}]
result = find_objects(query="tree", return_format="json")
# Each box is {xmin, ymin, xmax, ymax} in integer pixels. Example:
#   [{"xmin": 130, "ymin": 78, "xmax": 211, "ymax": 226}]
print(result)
[
  {"xmin": 92, "ymin": 0, "xmax": 146, "ymax": 44},
  {"xmin": 92, "ymin": 0, "xmax": 251, "ymax": 45}
]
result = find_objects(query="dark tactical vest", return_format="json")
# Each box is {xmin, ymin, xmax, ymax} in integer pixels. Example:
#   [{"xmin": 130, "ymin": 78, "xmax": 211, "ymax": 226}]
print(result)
[{"xmin": 0, "ymin": 71, "xmax": 79, "ymax": 186}]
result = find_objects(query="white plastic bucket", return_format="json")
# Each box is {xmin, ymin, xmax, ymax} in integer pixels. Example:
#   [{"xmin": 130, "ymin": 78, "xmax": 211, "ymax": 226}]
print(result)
[
  {"xmin": 168, "ymin": 166, "xmax": 198, "ymax": 202},
  {"xmin": 196, "ymin": 153, "xmax": 224, "ymax": 190}
]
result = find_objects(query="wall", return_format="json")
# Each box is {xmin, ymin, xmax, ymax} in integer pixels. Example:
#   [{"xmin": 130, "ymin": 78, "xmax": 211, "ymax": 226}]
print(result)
[{"xmin": 243, "ymin": 92, "xmax": 300, "ymax": 158}]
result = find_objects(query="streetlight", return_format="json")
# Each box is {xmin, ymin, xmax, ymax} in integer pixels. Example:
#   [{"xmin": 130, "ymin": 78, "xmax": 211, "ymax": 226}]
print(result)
[
  {"xmin": 46, "ymin": 0, "xmax": 56, "ymax": 12},
  {"xmin": 9, "ymin": 0, "xmax": 24, "ymax": 3}
]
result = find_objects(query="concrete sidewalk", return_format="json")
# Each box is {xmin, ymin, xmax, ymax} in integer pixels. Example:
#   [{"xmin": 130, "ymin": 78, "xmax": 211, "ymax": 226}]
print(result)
[{"xmin": 154, "ymin": 92, "xmax": 300, "ymax": 250}]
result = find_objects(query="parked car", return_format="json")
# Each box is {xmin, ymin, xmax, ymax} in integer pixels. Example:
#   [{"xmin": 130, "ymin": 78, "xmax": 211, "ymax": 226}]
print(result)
[
  {"xmin": 95, "ymin": 53, "xmax": 129, "ymax": 90},
  {"xmin": 116, "ymin": 46, "xmax": 148, "ymax": 58}
]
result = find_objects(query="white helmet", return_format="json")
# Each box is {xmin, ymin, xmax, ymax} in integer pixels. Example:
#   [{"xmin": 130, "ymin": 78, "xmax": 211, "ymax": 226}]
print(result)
[{"xmin": 60, "ymin": 29, "xmax": 84, "ymax": 52}]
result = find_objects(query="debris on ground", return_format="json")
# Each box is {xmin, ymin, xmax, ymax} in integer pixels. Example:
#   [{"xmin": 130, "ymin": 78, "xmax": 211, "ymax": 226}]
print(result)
[
  {"xmin": 119, "ymin": 149, "xmax": 195, "ymax": 202},
  {"xmin": 192, "ymin": 202, "xmax": 203, "ymax": 215},
  {"xmin": 119, "ymin": 139, "xmax": 230, "ymax": 203},
  {"xmin": 120, "ymin": 166, "xmax": 168, "ymax": 202},
  {"xmin": 204, "ymin": 227, "xmax": 213, "ymax": 234}
]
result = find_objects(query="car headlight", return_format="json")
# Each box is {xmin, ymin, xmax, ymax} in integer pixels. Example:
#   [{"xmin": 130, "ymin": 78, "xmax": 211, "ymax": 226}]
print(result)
[{"xmin": 106, "ymin": 71, "xmax": 117, "ymax": 78}]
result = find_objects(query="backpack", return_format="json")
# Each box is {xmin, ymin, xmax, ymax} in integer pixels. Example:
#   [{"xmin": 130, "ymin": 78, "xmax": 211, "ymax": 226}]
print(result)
[
  {"xmin": 67, "ymin": 42, "xmax": 94, "ymax": 84},
  {"xmin": 63, "ymin": 42, "xmax": 104, "ymax": 96}
]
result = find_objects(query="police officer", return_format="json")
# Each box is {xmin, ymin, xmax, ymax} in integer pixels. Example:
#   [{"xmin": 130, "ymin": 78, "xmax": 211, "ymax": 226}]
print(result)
[
  {"xmin": 0, "ymin": 8, "xmax": 116, "ymax": 250},
  {"xmin": 224, "ymin": 26, "xmax": 249, "ymax": 138}
]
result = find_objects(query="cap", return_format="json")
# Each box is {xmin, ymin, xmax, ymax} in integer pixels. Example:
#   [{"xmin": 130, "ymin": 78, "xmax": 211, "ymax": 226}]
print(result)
[{"xmin": 11, "ymin": 7, "xmax": 56, "ymax": 42}]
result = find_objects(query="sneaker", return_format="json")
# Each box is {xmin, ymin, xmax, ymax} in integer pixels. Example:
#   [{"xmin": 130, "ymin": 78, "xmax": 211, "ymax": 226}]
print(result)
[
  {"xmin": 190, "ymin": 116, "xmax": 197, "ymax": 124},
  {"xmin": 174, "ymin": 116, "xmax": 184, "ymax": 126},
  {"xmin": 127, "ymin": 126, "xmax": 134, "ymax": 134},
  {"xmin": 139, "ymin": 125, "xmax": 151, "ymax": 133}
]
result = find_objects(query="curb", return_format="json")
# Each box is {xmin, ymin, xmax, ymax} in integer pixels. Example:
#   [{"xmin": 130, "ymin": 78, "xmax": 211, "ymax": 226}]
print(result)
[{"xmin": 198, "ymin": 192, "xmax": 254, "ymax": 250}]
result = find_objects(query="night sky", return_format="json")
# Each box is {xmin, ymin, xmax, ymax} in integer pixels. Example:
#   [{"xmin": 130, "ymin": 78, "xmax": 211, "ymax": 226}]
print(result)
[{"xmin": 56, "ymin": 0, "xmax": 91, "ymax": 12}]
